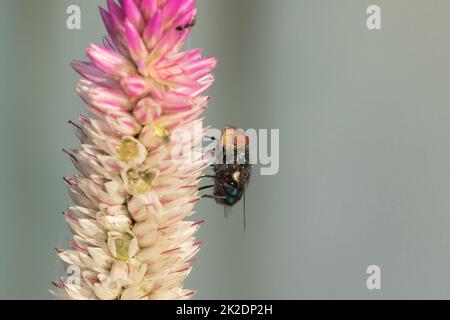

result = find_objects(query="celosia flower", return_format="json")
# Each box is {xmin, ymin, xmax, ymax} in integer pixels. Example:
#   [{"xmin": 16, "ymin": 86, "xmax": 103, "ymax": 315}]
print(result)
[{"xmin": 52, "ymin": 0, "xmax": 216, "ymax": 300}]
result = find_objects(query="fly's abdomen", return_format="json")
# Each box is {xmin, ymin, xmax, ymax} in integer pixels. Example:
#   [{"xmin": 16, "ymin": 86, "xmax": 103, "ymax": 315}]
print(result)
[{"xmin": 224, "ymin": 186, "xmax": 242, "ymax": 206}]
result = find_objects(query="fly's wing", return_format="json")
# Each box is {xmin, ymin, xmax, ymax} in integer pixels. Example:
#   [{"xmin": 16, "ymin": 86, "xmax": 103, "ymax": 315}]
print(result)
[
  {"xmin": 243, "ymin": 192, "xmax": 246, "ymax": 232},
  {"xmin": 224, "ymin": 206, "xmax": 232, "ymax": 219},
  {"xmin": 224, "ymin": 198, "xmax": 246, "ymax": 232}
]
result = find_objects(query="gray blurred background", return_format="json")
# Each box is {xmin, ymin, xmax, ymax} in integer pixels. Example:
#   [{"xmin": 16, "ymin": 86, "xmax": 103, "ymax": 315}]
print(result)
[{"xmin": 2, "ymin": 0, "xmax": 450, "ymax": 299}]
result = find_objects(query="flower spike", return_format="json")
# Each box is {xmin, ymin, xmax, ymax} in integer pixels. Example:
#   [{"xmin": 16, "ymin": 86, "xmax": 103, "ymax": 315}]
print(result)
[{"xmin": 55, "ymin": 0, "xmax": 216, "ymax": 300}]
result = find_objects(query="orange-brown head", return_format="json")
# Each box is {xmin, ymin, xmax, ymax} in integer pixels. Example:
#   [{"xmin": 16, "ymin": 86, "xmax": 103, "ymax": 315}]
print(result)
[{"xmin": 221, "ymin": 128, "xmax": 249, "ymax": 148}]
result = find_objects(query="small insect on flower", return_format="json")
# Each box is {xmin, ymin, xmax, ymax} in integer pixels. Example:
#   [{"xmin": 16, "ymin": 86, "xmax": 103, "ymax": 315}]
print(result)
[
  {"xmin": 201, "ymin": 128, "xmax": 252, "ymax": 231},
  {"xmin": 176, "ymin": 19, "xmax": 197, "ymax": 32}
]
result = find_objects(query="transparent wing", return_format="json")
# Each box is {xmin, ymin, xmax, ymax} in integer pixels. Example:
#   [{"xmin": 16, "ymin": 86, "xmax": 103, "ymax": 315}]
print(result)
[
  {"xmin": 243, "ymin": 192, "xmax": 246, "ymax": 232},
  {"xmin": 224, "ymin": 206, "xmax": 232, "ymax": 219}
]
